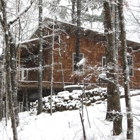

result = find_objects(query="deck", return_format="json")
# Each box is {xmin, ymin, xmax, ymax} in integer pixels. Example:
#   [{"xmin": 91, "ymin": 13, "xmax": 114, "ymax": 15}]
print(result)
[
  {"xmin": 18, "ymin": 81, "xmax": 72, "ymax": 89},
  {"xmin": 18, "ymin": 80, "xmax": 98, "ymax": 90}
]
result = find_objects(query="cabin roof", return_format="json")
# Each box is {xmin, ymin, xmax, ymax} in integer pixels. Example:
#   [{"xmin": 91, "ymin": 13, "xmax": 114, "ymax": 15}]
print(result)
[{"xmin": 19, "ymin": 17, "xmax": 140, "ymax": 55}]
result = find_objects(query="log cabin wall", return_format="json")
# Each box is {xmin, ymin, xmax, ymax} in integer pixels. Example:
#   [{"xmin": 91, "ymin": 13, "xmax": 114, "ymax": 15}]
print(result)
[
  {"xmin": 129, "ymin": 50, "xmax": 140, "ymax": 89},
  {"xmin": 117, "ymin": 44, "xmax": 140, "ymax": 89},
  {"xmin": 19, "ymin": 18, "xmax": 140, "ymax": 90},
  {"xmin": 51, "ymin": 32, "xmax": 105, "ymax": 85},
  {"xmin": 45, "ymin": 38, "xmax": 140, "ymax": 89}
]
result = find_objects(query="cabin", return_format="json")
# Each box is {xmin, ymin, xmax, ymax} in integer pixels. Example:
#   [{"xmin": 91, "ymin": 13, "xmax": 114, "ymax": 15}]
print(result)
[{"xmin": 18, "ymin": 18, "xmax": 140, "ymax": 102}]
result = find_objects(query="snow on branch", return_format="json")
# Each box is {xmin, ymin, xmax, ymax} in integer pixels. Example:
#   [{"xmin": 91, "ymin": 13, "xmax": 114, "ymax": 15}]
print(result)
[
  {"xmin": 8, "ymin": 1, "xmax": 33, "ymax": 25},
  {"xmin": 19, "ymin": 64, "xmax": 50, "ymax": 71},
  {"xmin": 18, "ymin": 34, "xmax": 58, "ymax": 45},
  {"xmin": 77, "ymin": 58, "xmax": 87, "ymax": 66}
]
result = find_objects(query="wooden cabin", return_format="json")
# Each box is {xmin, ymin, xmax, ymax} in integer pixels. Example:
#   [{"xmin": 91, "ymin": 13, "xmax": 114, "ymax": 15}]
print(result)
[{"xmin": 18, "ymin": 18, "xmax": 140, "ymax": 101}]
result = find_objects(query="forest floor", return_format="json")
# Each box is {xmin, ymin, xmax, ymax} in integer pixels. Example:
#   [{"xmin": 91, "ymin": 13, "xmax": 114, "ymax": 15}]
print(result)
[{"xmin": 1, "ymin": 88, "xmax": 140, "ymax": 140}]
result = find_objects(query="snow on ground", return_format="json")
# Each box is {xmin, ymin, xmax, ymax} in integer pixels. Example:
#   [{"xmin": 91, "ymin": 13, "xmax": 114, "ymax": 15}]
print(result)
[{"xmin": 1, "ymin": 89, "xmax": 140, "ymax": 140}]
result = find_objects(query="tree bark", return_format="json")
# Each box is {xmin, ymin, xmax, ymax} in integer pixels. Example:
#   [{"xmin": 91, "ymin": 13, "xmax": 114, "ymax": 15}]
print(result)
[
  {"xmin": 0, "ymin": 51, "xmax": 4, "ymax": 120},
  {"xmin": 0, "ymin": 69, "xmax": 3, "ymax": 121},
  {"xmin": 9, "ymin": 31, "xmax": 19, "ymax": 126},
  {"xmin": 103, "ymin": 0, "xmax": 122, "ymax": 135},
  {"xmin": 118, "ymin": 0, "xmax": 133, "ymax": 139},
  {"xmin": 50, "ymin": 25, "xmax": 55, "ymax": 115},
  {"xmin": 71, "ymin": 0, "xmax": 76, "ymax": 24},
  {"xmin": 79, "ymin": 112, "xmax": 86, "ymax": 140},
  {"xmin": 74, "ymin": 0, "xmax": 81, "ymax": 84},
  {"xmin": 37, "ymin": 0, "xmax": 43, "ymax": 115},
  {"xmin": 0, "ymin": 0, "xmax": 18, "ymax": 139}
]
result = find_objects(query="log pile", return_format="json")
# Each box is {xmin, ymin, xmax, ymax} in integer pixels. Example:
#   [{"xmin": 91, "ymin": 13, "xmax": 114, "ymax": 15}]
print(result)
[{"xmin": 30, "ymin": 88, "xmax": 107, "ymax": 113}]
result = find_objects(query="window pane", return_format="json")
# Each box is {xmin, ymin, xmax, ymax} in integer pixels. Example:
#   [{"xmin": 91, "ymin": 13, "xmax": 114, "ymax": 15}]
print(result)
[
  {"xmin": 129, "ymin": 67, "xmax": 133, "ymax": 76},
  {"xmin": 73, "ymin": 53, "xmax": 84, "ymax": 72},
  {"xmin": 102, "ymin": 56, "xmax": 106, "ymax": 72},
  {"xmin": 127, "ymin": 56, "xmax": 132, "ymax": 66},
  {"xmin": 102, "ymin": 56, "xmax": 106, "ymax": 67},
  {"xmin": 127, "ymin": 55, "xmax": 133, "ymax": 76}
]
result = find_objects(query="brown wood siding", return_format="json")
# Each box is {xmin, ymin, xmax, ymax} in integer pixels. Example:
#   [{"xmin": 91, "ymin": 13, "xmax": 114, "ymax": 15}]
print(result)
[
  {"xmin": 130, "ymin": 51, "xmax": 140, "ymax": 88},
  {"xmin": 51, "ymin": 33, "xmax": 105, "ymax": 84},
  {"xmin": 19, "ymin": 21, "xmax": 140, "ymax": 89}
]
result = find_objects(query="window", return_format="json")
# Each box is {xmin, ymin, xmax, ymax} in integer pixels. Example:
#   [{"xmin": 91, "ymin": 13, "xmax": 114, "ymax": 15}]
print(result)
[
  {"xmin": 127, "ymin": 55, "xmax": 133, "ymax": 76},
  {"xmin": 20, "ymin": 68, "xmax": 28, "ymax": 81},
  {"xmin": 101, "ymin": 55, "xmax": 133, "ymax": 76},
  {"xmin": 73, "ymin": 53, "xmax": 84, "ymax": 72},
  {"xmin": 98, "ymin": 56, "xmax": 107, "ymax": 84},
  {"xmin": 102, "ymin": 56, "xmax": 106, "ymax": 72}
]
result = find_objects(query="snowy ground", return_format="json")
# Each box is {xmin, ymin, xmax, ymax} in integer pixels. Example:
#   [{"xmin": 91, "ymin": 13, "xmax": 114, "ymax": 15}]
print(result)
[{"xmin": 1, "ymin": 90, "xmax": 140, "ymax": 140}]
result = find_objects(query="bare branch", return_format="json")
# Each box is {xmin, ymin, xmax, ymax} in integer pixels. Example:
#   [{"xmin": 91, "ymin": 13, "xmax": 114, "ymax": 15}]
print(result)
[
  {"xmin": 17, "ymin": 34, "xmax": 58, "ymax": 45},
  {"xmin": 0, "ymin": 15, "xmax": 4, "ymax": 28},
  {"xmin": 8, "ymin": 1, "xmax": 33, "ymax": 25}
]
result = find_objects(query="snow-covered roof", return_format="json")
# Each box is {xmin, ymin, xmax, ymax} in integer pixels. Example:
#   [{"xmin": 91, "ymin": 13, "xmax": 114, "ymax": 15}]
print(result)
[{"xmin": 21, "ymin": 17, "xmax": 140, "ymax": 48}]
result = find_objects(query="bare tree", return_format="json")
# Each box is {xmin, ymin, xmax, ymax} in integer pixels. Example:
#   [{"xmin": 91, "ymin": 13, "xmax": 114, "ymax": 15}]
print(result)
[
  {"xmin": 37, "ymin": 0, "xmax": 43, "ymax": 115},
  {"xmin": 10, "ymin": 31, "xmax": 19, "ymax": 126},
  {"xmin": 0, "ymin": 0, "xmax": 33, "ymax": 139},
  {"xmin": 0, "ymin": 1, "xmax": 18, "ymax": 139},
  {"xmin": 74, "ymin": 0, "xmax": 81, "ymax": 84},
  {"xmin": 50, "ymin": 21, "xmax": 55, "ymax": 115},
  {"xmin": 0, "ymin": 49, "xmax": 5, "ymax": 121},
  {"xmin": 118, "ymin": 0, "xmax": 133, "ymax": 139},
  {"xmin": 71, "ymin": 0, "xmax": 76, "ymax": 24},
  {"xmin": 103, "ymin": 0, "xmax": 122, "ymax": 135}
]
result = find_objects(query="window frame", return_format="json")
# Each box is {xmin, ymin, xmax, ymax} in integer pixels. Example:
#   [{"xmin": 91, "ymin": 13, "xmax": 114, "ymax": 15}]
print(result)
[{"xmin": 101, "ymin": 55, "xmax": 134, "ymax": 76}]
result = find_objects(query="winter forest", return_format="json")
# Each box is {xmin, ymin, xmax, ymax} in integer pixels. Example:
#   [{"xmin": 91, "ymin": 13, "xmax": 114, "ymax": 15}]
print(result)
[{"xmin": 0, "ymin": 0, "xmax": 140, "ymax": 140}]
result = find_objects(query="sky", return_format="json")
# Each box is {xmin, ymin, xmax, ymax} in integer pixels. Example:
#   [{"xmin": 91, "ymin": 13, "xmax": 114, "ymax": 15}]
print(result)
[
  {"xmin": 51, "ymin": 0, "xmax": 140, "ymax": 43},
  {"xmin": 0, "ymin": 0, "xmax": 140, "ymax": 54},
  {"xmin": 125, "ymin": 0, "xmax": 140, "ymax": 43}
]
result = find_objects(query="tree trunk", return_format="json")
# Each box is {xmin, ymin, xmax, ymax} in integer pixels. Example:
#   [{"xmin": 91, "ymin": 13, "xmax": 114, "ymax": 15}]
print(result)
[
  {"xmin": 37, "ymin": 0, "xmax": 43, "ymax": 115},
  {"xmin": 118, "ymin": 0, "xmax": 133, "ymax": 139},
  {"xmin": 71, "ymin": 0, "xmax": 76, "ymax": 24},
  {"xmin": 103, "ymin": 0, "xmax": 122, "ymax": 135},
  {"xmin": 0, "ymin": 74, "xmax": 3, "ymax": 121},
  {"xmin": 9, "ymin": 31, "xmax": 19, "ymax": 126},
  {"xmin": 79, "ymin": 112, "xmax": 86, "ymax": 140},
  {"xmin": 50, "ymin": 17, "xmax": 55, "ymax": 115},
  {"xmin": 74, "ymin": 0, "xmax": 81, "ymax": 84},
  {"xmin": 58, "ymin": 36, "xmax": 65, "ymax": 88},
  {"xmin": 0, "ymin": 51, "xmax": 4, "ymax": 120},
  {"xmin": 0, "ymin": 0, "xmax": 18, "ymax": 139}
]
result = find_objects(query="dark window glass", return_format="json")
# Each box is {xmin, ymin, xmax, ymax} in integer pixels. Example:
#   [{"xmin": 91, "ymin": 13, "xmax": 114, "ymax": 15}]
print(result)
[
  {"xmin": 102, "ymin": 56, "xmax": 106, "ymax": 72},
  {"xmin": 127, "ymin": 55, "xmax": 133, "ymax": 76},
  {"xmin": 127, "ymin": 56, "xmax": 132, "ymax": 65},
  {"xmin": 102, "ymin": 57, "xmax": 106, "ymax": 67}
]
